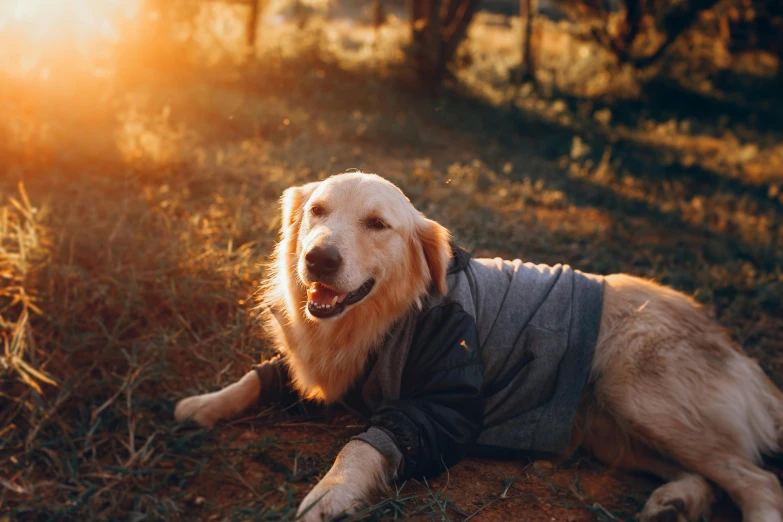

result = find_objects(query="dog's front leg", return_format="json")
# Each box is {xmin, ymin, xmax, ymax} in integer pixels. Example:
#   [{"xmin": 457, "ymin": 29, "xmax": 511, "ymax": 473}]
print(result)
[
  {"xmin": 174, "ymin": 369, "xmax": 260, "ymax": 428},
  {"xmin": 296, "ymin": 440, "xmax": 391, "ymax": 521}
]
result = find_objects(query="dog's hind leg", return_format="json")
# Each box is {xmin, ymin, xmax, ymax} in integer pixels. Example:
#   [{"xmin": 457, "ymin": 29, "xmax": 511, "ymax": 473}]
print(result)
[
  {"xmin": 627, "ymin": 420, "xmax": 783, "ymax": 522},
  {"xmin": 578, "ymin": 406, "xmax": 720, "ymax": 522},
  {"xmin": 639, "ymin": 474, "xmax": 717, "ymax": 522},
  {"xmin": 174, "ymin": 369, "xmax": 261, "ymax": 428},
  {"xmin": 628, "ymin": 364, "xmax": 783, "ymax": 522},
  {"xmin": 586, "ymin": 401, "xmax": 782, "ymax": 522},
  {"xmin": 586, "ymin": 275, "xmax": 783, "ymax": 521}
]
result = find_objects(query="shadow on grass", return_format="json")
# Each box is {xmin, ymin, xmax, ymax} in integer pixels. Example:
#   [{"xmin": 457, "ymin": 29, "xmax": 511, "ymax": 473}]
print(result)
[
  {"xmin": 613, "ymin": 75, "xmax": 783, "ymax": 138},
  {"xmin": 422, "ymin": 76, "xmax": 782, "ymax": 259}
]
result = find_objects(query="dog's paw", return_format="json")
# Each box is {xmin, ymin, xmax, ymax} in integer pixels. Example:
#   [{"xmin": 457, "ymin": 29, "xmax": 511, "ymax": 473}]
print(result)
[
  {"xmin": 640, "ymin": 497, "xmax": 688, "ymax": 522},
  {"xmin": 296, "ymin": 478, "xmax": 365, "ymax": 522},
  {"xmin": 174, "ymin": 394, "xmax": 219, "ymax": 429}
]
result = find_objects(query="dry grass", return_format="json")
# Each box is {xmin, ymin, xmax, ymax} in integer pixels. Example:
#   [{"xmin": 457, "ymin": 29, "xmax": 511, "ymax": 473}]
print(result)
[
  {"xmin": 0, "ymin": 185, "xmax": 56, "ymax": 466},
  {"xmin": 0, "ymin": 2, "xmax": 781, "ymax": 521}
]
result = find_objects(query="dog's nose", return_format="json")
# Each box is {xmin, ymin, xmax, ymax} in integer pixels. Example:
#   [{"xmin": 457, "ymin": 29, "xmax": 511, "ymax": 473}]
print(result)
[{"xmin": 305, "ymin": 245, "xmax": 342, "ymax": 278}]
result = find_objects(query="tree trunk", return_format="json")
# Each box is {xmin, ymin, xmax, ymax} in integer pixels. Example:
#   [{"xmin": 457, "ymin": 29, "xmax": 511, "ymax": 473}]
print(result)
[
  {"xmin": 247, "ymin": 0, "xmax": 259, "ymax": 47},
  {"xmin": 612, "ymin": 0, "xmax": 646, "ymax": 60},
  {"xmin": 441, "ymin": 0, "xmax": 479, "ymax": 68},
  {"xmin": 408, "ymin": 0, "xmax": 479, "ymax": 91},
  {"xmin": 409, "ymin": 0, "xmax": 426, "ymax": 47},
  {"xmin": 519, "ymin": 0, "xmax": 536, "ymax": 84},
  {"xmin": 424, "ymin": 0, "xmax": 444, "ymax": 89},
  {"xmin": 442, "ymin": 0, "xmax": 463, "ymax": 29}
]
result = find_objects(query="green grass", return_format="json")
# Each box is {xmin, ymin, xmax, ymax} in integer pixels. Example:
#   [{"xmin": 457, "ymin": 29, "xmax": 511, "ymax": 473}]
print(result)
[{"xmin": 1, "ymin": 5, "xmax": 781, "ymax": 521}]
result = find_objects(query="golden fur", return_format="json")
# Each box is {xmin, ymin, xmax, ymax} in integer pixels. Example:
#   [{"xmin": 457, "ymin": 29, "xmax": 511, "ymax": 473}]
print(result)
[
  {"xmin": 176, "ymin": 173, "xmax": 783, "ymax": 522},
  {"xmin": 577, "ymin": 274, "xmax": 783, "ymax": 522},
  {"xmin": 258, "ymin": 174, "xmax": 450, "ymax": 402}
]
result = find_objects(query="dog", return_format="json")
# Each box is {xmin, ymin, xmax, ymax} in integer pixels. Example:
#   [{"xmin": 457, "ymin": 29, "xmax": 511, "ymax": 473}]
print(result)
[{"xmin": 175, "ymin": 172, "xmax": 783, "ymax": 522}]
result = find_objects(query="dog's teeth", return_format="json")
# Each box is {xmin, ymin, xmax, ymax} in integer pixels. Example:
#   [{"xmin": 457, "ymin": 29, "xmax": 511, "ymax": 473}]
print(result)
[{"xmin": 331, "ymin": 296, "xmax": 338, "ymax": 306}]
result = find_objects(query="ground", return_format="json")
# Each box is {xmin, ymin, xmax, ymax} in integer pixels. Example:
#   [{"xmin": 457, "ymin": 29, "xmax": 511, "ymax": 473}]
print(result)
[{"xmin": 1, "ymin": 2, "xmax": 782, "ymax": 521}]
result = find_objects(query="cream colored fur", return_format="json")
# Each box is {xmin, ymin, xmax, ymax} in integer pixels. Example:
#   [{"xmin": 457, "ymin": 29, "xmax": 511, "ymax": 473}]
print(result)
[
  {"xmin": 259, "ymin": 174, "xmax": 449, "ymax": 403},
  {"xmin": 577, "ymin": 274, "xmax": 783, "ymax": 522},
  {"xmin": 174, "ymin": 369, "xmax": 260, "ymax": 428},
  {"xmin": 296, "ymin": 441, "xmax": 393, "ymax": 521},
  {"xmin": 175, "ymin": 173, "xmax": 783, "ymax": 522}
]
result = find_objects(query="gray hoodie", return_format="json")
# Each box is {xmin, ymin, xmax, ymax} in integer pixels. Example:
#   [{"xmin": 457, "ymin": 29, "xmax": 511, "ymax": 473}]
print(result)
[{"xmin": 257, "ymin": 247, "xmax": 604, "ymax": 479}]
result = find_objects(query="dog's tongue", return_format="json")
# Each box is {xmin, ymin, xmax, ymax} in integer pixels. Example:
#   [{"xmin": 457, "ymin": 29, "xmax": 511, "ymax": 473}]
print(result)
[{"xmin": 307, "ymin": 283, "xmax": 348, "ymax": 306}]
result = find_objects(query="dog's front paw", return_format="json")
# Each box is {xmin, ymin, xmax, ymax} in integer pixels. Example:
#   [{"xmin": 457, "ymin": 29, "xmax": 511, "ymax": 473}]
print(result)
[
  {"xmin": 174, "ymin": 394, "xmax": 220, "ymax": 429},
  {"xmin": 174, "ymin": 370, "xmax": 262, "ymax": 429},
  {"xmin": 296, "ymin": 478, "xmax": 365, "ymax": 522}
]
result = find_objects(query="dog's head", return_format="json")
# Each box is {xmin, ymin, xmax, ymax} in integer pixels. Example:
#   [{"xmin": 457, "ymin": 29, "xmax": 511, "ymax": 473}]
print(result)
[{"xmin": 278, "ymin": 173, "xmax": 451, "ymax": 322}]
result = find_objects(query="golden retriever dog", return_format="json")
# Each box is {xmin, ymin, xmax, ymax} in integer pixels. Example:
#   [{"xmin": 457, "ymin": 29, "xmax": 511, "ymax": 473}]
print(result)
[{"xmin": 175, "ymin": 172, "xmax": 783, "ymax": 522}]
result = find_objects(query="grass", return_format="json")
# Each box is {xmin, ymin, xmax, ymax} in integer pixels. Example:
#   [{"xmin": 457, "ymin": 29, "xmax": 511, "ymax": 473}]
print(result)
[{"xmin": 0, "ymin": 2, "xmax": 781, "ymax": 521}]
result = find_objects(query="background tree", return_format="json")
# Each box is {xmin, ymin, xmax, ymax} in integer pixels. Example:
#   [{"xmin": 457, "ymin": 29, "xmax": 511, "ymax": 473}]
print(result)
[{"xmin": 408, "ymin": 0, "xmax": 480, "ymax": 90}]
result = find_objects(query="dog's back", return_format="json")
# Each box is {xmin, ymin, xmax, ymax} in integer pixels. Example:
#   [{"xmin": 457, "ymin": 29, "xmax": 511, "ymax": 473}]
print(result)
[{"xmin": 444, "ymin": 254, "xmax": 603, "ymax": 453}]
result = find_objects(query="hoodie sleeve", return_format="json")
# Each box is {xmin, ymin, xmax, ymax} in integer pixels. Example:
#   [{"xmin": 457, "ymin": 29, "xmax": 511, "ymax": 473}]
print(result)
[
  {"xmin": 352, "ymin": 302, "xmax": 484, "ymax": 479},
  {"xmin": 253, "ymin": 355, "xmax": 300, "ymax": 408}
]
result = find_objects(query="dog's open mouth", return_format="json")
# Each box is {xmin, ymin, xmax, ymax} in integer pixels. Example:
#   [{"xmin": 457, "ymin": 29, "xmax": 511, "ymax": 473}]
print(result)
[{"xmin": 306, "ymin": 279, "xmax": 375, "ymax": 319}]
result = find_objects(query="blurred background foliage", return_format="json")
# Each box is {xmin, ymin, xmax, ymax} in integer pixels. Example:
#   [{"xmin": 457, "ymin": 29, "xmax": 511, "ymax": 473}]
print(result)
[{"xmin": 0, "ymin": 0, "xmax": 781, "ymax": 520}]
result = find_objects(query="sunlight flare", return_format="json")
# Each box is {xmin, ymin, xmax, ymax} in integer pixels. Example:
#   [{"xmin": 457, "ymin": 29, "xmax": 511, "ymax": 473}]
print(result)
[
  {"xmin": 0, "ymin": 0, "xmax": 140, "ymax": 75},
  {"xmin": 0, "ymin": 0, "xmax": 140, "ymax": 73},
  {"xmin": 0, "ymin": 0, "xmax": 139, "ymax": 40}
]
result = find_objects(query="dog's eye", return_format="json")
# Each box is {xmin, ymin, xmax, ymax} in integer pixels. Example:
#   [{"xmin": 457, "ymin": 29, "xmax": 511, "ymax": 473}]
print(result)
[
  {"xmin": 365, "ymin": 217, "xmax": 388, "ymax": 230},
  {"xmin": 310, "ymin": 205, "xmax": 323, "ymax": 217}
]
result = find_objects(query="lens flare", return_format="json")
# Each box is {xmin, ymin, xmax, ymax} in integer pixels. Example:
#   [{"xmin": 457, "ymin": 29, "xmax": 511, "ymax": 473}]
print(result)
[
  {"xmin": 0, "ymin": 0, "xmax": 139, "ymax": 39},
  {"xmin": 0, "ymin": 0, "xmax": 140, "ymax": 74}
]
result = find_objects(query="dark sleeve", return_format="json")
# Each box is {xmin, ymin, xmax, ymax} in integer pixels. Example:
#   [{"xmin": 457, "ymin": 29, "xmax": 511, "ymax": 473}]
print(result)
[
  {"xmin": 353, "ymin": 302, "xmax": 484, "ymax": 479},
  {"xmin": 253, "ymin": 355, "xmax": 300, "ymax": 408}
]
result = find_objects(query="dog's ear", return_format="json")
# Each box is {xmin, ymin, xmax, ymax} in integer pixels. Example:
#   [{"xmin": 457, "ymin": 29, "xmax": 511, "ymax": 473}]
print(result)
[
  {"xmin": 280, "ymin": 182, "xmax": 320, "ymax": 233},
  {"xmin": 416, "ymin": 217, "xmax": 452, "ymax": 295}
]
